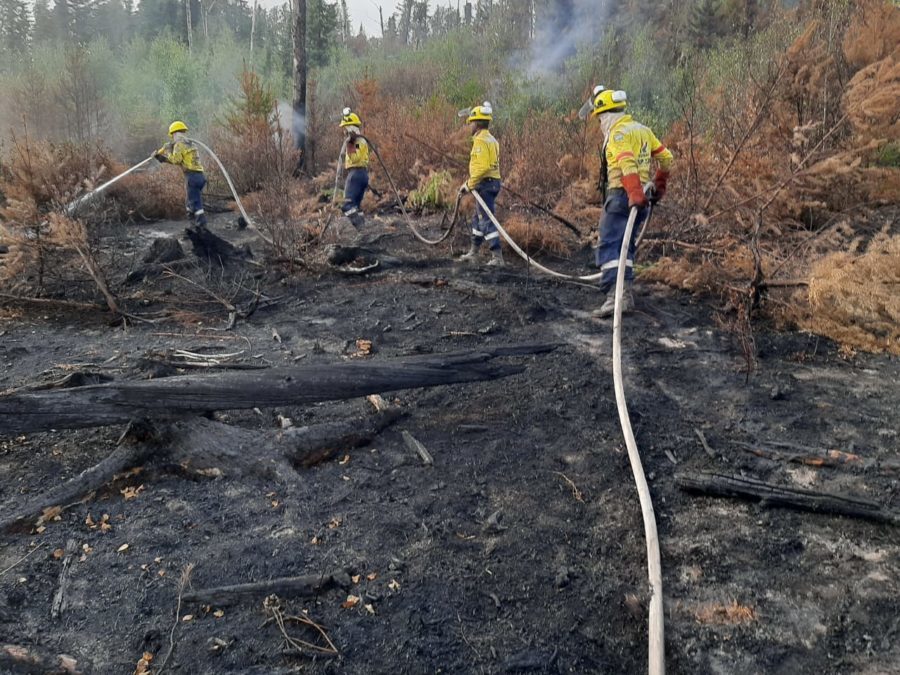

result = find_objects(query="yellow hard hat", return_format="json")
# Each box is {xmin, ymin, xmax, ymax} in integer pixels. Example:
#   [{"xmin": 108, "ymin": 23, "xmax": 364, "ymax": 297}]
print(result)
[
  {"xmin": 340, "ymin": 108, "xmax": 362, "ymax": 128},
  {"xmin": 591, "ymin": 89, "xmax": 627, "ymax": 117},
  {"xmin": 168, "ymin": 120, "xmax": 188, "ymax": 136},
  {"xmin": 466, "ymin": 102, "xmax": 493, "ymax": 123}
]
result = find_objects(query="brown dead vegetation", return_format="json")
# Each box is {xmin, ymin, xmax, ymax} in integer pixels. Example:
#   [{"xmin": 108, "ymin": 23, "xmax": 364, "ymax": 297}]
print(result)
[
  {"xmin": 694, "ymin": 600, "xmax": 757, "ymax": 626},
  {"xmin": 501, "ymin": 214, "xmax": 572, "ymax": 257},
  {"xmin": 639, "ymin": 0, "xmax": 900, "ymax": 356},
  {"xmin": 2, "ymin": 2, "xmax": 896, "ymax": 355}
]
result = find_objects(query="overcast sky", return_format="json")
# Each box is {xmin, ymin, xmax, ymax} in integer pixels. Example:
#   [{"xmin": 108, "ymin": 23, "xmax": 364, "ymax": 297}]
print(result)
[{"xmin": 258, "ymin": 0, "xmax": 401, "ymax": 37}]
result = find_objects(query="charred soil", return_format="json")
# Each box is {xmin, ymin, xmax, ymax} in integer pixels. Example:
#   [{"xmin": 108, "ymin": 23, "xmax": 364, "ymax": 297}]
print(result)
[{"xmin": 1, "ymin": 212, "xmax": 898, "ymax": 675}]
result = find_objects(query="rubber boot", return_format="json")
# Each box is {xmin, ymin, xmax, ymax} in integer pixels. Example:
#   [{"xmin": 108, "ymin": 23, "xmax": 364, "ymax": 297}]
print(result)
[
  {"xmin": 459, "ymin": 239, "xmax": 480, "ymax": 262},
  {"xmin": 485, "ymin": 247, "xmax": 505, "ymax": 267},
  {"xmin": 593, "ymin": 282, "xmax": 634, "ymax": 319}
]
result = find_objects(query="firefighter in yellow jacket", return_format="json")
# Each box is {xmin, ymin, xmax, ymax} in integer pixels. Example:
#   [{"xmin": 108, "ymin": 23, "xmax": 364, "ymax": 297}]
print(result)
[
  {"xmin": 339, "ymin": 108, "xmax": 370, "ymax": 228},
  {"xmin": 591, "ymin": 89, "xmax": 673, "ymax": 317},
  {"xmin": 153, "ymin": 121, "xmax": 207, "ymax": 227},
  {"xmin": 459, "ymin": 102, "xmax": 504, "ymax": 266}
]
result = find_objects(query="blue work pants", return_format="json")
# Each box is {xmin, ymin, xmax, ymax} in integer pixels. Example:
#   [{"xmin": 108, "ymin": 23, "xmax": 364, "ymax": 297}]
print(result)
[
  {"xmin": 185, "ymin": 171, "xmax": 207, "ymax": 226},
  {"xmin": 597, "ymin": 188, "xmax": 648, "ymax": 293},
  {"xmin": 342, "ymin": 168, "xmax": 369, "ymax": 215},
  {"xmin": 471, "ymin": 178, "xmax": 502, "ymax": 251}
]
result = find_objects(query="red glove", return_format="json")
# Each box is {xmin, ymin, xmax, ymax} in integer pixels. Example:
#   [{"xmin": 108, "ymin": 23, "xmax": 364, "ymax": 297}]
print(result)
[
  {"xmin": 651, "ymin": 170, "xmax": 669, "ymax": 203},
  {"xmin": 621, "ymin": 173, "xmax": 648, "ymax": 209}
]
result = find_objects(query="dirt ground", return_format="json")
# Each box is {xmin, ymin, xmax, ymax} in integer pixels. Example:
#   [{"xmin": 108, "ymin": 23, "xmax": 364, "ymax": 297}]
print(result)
[{"xmin": 1, "ymin": 209, "xmax": 898, "ymax": 675}]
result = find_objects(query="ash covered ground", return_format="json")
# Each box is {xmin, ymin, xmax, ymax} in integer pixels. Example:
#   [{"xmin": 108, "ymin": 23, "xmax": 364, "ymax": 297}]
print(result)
[{"xmin": 1, "ymin": 212, "xmax": 898, "ymax": 674}]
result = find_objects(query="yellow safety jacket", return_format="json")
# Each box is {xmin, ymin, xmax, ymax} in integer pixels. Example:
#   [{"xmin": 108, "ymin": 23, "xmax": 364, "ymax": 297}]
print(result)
[
  {"xmin": 467, "ymin": 129, "xmax": 501, "ymax": 190},
  {"xmin": 604, "ymin": 115, "xmax": 673, "ymax": 189},
  {"xmin": 345, "ymin": 137, "xmax": 370, "ymax": 170},
  {"xmin": 157, "ymin": 140, "xmax": 204, "ymax": 173}
]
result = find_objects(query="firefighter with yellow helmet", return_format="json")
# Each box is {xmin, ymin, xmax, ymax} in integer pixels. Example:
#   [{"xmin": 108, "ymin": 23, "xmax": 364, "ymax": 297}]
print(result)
[
  {"xmin": 590, "ymin": 89, "xmax": 673, "ymax": 318},
  {"xmin": 153, "ymin": 121, "xmax": 208, "ymax": 227},
  {"xmin": 339, "ymin": 108, "xmax": 370, "ymax": 228},
  {"xmin": 459, "ymin": 102, "xmax": 504, "ymax": 266}
]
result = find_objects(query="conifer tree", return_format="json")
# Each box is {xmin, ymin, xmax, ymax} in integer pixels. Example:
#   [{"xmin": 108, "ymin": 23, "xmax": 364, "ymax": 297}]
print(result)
[{"xmin": 0, "ymin": 0, "xmax": 32, "ymax": 55}]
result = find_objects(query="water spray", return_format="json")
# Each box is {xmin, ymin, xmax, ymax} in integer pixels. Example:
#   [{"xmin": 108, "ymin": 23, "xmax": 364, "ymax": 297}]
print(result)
[{"xmin": 65, "ymin": 157, "xmax": 155, "ymax": 215}]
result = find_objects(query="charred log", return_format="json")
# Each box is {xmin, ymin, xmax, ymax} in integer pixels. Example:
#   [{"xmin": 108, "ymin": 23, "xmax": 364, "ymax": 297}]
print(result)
[
  {"xmin": 182, "ymin": 570, "xmax": 351, "ymax": 606},
  {"xmin": 676, "ymin": 471, "xmax": 900, "ymax": 525},
  {"xmin": 0, "ymin": 345, "xmax": 555, "ymax": 435}
]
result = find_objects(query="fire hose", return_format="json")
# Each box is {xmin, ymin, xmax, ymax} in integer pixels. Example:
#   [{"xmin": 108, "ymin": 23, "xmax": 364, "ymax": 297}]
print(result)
[
  {"xmin": 186, "ymin": 138, "xmax": 273, "ymax": 246},
  {"xmin": 469, "ymin": 188, "xmax": 654, "ymax": 282},
  {"xmin": 65, "ymin": 157, "xmax": 154, "ymax": 215},
  {"xmin": 472, "ymin": 189, "xmax": 666, "ymax": 673},
  {"xmin": 63, "ymin": 140, "xmax": 273, "ymax": 247}
]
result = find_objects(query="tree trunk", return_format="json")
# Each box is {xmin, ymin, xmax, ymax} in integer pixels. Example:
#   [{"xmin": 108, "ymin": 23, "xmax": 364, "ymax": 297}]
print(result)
[
  {"xmin": 249, "ymin": 0, "xmax": 257, "ymax": 64},
  {"xmin": 291, "ymin": 0, "xmax": 308, "ymax": 168},
  {"xmin": 0, "ymin": 345, "xmax": 555, "ymax": 435},
  {"xmin": 185, "ymin": 0, "xmax": 193, "ymax": 53}
]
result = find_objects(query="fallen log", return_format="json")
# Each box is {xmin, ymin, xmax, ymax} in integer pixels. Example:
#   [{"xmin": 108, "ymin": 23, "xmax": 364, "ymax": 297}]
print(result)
[
  {"xmin": 183, "ymin": 570, "xmax": 351, "ymax": 606},
  {"xmin": 0, "ymin": 411, "xmax": 402, "ymax": 533},
  {"xmin": 676, "ymin": 471, "xmax": 900, "ymax": 525},
  {"xmin": 0, "ymin": 344, "xmax": 555, "ymax": 435}
]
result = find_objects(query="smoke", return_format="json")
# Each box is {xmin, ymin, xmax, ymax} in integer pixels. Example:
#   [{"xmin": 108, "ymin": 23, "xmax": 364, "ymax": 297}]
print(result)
[
  {"xmin": 526, "ymin": 0, "xmax": 609, "ymax": 77},
  {"xmin": 277, "ymin": 100, "xmax": 306, "ymax": 142}
]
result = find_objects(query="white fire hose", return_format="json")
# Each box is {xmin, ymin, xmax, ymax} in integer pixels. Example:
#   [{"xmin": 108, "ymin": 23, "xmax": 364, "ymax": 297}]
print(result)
[
  {"xmin": 472, "ymin": 189, "xmax": 666, "ymax": 674},
  {"xmin": 611, "ymin": 206, "xmax": 666, "ymax": 675}
]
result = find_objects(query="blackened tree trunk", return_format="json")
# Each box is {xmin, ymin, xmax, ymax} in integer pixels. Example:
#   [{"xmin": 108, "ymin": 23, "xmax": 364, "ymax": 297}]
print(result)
[{"xmin": 291, "ymin": 0, "xmax": 308, "ymax": 170}]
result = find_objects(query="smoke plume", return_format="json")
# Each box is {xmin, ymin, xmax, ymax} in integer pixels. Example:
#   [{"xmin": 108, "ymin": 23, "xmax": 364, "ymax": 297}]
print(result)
[{"xmin": 527, "ymin": 0, "xmax": 609, "ymax": 77}]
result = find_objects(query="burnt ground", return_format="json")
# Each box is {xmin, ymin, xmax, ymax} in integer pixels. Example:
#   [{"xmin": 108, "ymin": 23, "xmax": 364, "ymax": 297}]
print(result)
[{"xmin": 1, "ymin": 210, "xmax": 898, "ymax": 675}]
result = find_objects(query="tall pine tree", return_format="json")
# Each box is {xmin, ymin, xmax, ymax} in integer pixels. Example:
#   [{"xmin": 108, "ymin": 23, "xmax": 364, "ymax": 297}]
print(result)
[{"xmin": 0, "ymin": 0, "xmax": 32, "ymax": 56}]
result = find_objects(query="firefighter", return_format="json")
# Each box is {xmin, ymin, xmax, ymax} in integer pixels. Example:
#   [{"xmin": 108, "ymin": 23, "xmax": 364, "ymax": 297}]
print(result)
[
  {"xmin": 591, "ymin": 89, "xmax": 673, "ymax": 318},
  {"xmin": 153, "ymin": 121, "xmax": 207, "ymax": 228},
  {"xmin": 459, "ymin": 102, "xmax": 504, "ymax": 266},
  {"xmin": 339, "ymin": 108, "xmax": 370, "ymax": 228}
]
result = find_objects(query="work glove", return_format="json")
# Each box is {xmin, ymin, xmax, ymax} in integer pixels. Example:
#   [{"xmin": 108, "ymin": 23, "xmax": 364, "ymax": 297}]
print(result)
[
  {"xmin": 621, "ymin": 173, "xmax": 648, "ymax": 209},
  {"xmin": 458, "ymin": 183, "xmax": 470, "ymax": 195},
  {"xmin": 153, "ymin": 152, "xmax": 166, "ymax": 163},
  {"xmin": 650, "ymin": 170, "xmax": 669, "ymax": 203}
]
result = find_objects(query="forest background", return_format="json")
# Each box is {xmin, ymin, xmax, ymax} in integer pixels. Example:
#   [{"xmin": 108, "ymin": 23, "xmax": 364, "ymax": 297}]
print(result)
[{"xmin": 0, "ymin": 0, "xmax": 898, "ymax": 357}]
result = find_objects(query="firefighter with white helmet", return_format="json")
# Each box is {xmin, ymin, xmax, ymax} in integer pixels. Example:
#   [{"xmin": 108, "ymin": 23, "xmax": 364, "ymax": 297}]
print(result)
[
  {"xmin": 590, "ymin": 89, "xmax": 673, "ymax": 317},
  {"xmin": 459, "ymin": 102, "xmax": 504, "ymax": 266},
  {"xmin": 339, "ymin": 108, "xmax": 370, "ymax": 228},
  {"xmin": 153, "ymin": 120, "xmax": 208, "ymax": 227}
]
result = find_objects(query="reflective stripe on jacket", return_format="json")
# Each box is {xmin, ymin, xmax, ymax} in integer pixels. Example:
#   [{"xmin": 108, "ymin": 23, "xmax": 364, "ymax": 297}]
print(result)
[
  {"xmin": 604, "ymin": 115, "xmax": 673, "ymax": 189},
  {"xmin": 467, "ymin": 129, "xmax": 501, "ymax": 190},
  {"xmin": 157, "ymin": 140, "xmax": 204, "ymax": 173},
  {"xmin": 345, "ymin": 137, "xmax": 370, "ymax": 169}
]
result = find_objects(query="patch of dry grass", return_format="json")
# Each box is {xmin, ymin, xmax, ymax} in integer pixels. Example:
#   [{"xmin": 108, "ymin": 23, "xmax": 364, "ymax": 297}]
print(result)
[
  {"xmin": 803, "ymin": 233, "xmax": 900, "ymax": 354},
  {"xmin": 501, "ymin": 213, "xmax": 572, "ymax": 256},
  {"xmin": 694, "ymin": 600, "xmax": 757, "ymax": 625}
]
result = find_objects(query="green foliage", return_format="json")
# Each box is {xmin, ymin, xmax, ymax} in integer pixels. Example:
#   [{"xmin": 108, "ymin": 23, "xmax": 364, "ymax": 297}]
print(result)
[
  {"xmin": 874, "ymin": 142, "xmax": 900, "ymax": 169},
  {"xmin": 408, "ymin": 170, "xmax": 452, "ymax": 211}
]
